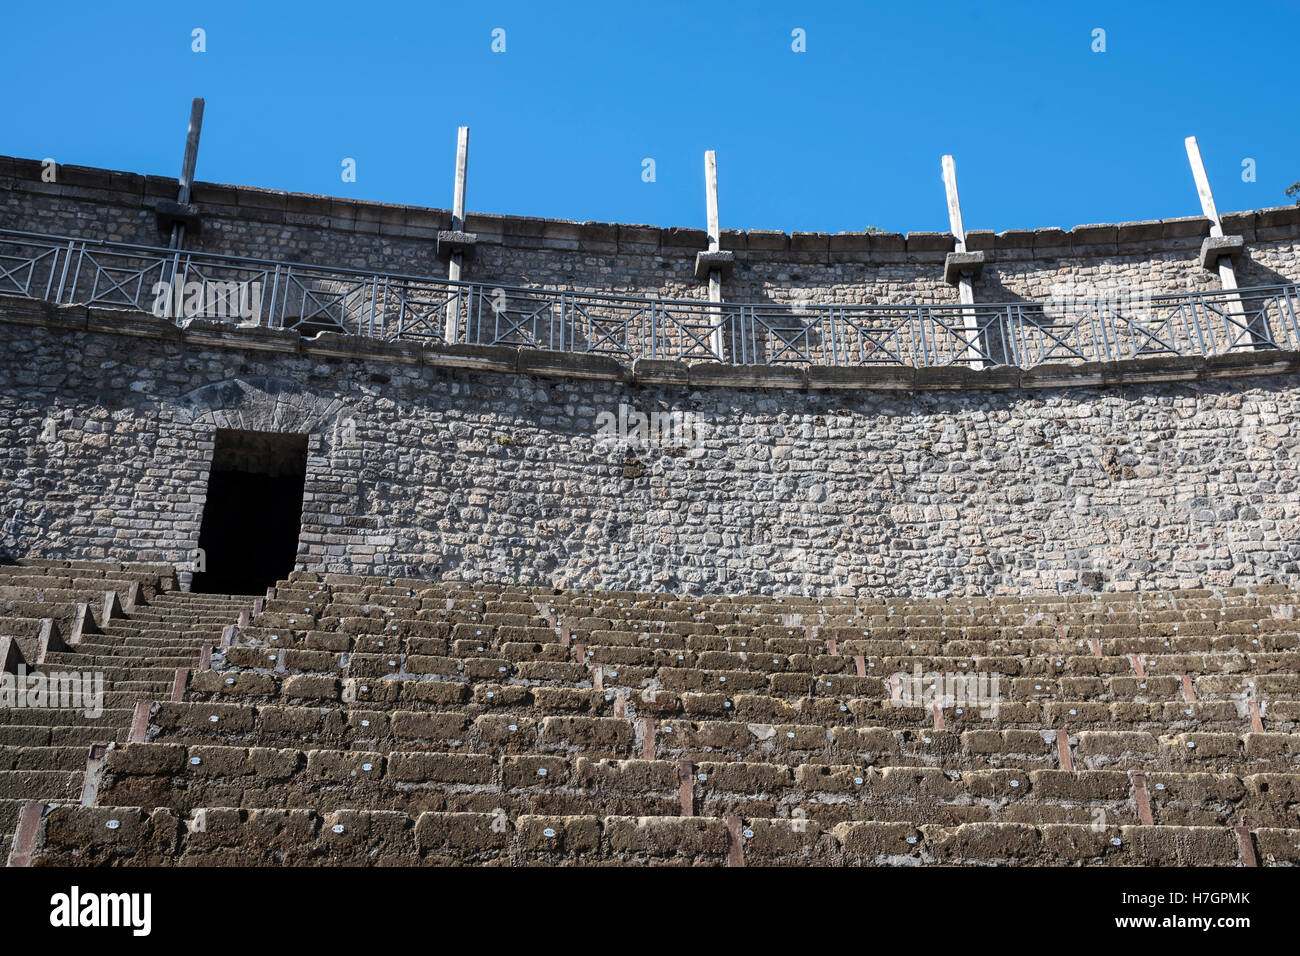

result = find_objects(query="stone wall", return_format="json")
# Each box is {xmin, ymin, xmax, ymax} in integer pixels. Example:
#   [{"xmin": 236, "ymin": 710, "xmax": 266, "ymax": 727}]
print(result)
[
  {"xmin": 4, "ymin": 156, "xmax": 1300, "ymax": 314},
  {"xmin": 2, "ymin": 294, "xmax": 1299, "ymax": 597},
  {"xmin": 3, "ymin": 158, "xmax": 1300, "ymax": 597}
]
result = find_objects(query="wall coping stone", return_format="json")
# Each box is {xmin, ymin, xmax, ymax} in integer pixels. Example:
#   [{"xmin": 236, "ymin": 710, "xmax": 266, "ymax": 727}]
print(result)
[{"xmin": 5, "ymin": 156, "xmax": 1299, "ymax": 265}]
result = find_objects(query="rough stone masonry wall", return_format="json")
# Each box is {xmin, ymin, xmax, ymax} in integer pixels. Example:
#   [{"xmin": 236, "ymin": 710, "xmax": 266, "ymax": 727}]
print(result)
[
  {"xmin": 4, "ymin": 156, "xmax": 1300, "ymax": 314},
  {"xmin": 2, "ymin": 296, "xmax": 1299, "ymax": 597}
]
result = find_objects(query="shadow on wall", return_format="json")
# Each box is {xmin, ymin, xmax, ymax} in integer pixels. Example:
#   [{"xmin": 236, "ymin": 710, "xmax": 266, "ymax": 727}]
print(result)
[{"xmin": 191, "ymin": 429, "xmax": 308, "ymax": 595}]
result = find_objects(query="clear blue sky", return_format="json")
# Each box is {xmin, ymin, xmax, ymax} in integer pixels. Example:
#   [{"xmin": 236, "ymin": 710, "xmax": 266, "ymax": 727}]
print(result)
[{"xmin": 3, "ymin": 0, "xmax": 1297, "ymax": 234}]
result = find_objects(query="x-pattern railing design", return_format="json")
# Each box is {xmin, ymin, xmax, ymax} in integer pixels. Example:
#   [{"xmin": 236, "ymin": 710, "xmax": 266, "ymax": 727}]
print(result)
[
  {"xmin": 0, "ymin": 243, "xmax": 60, "ymax": 300},
  {"xmin": 2, "ymin": 227, "xmax": 1299, "ymax": 370}
]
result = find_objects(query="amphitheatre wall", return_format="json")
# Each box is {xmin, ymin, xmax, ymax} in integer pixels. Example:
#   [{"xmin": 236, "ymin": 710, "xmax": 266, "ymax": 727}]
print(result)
[{"xmin": 2, "ymin": 158, "xmax": 1300, "ymax": 596}]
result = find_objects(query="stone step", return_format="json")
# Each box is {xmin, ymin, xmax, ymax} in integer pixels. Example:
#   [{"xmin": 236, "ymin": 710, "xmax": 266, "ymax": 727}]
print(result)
[
  {"xmin": 0, "ymin": 725, "xmax": 122, "ymax": 747},
  {"xmin": 0, "ymin": 708, "xmax": 133, "ymax": 727},
  {"xmin": 0, "ymin": 769, "xmax": 82, "ymax": 801},
  {"xmin": 15, "ymin": 662, "xmax": 180, "ymax": 682},
  {"xmin": 0, "ymin": 745, "xmax": 89, "ymax": 772},
  {"xmin": 22, "ymin": 804, "xmax": 1296, "ymax": 866},
  {"xmin": 41, "ymin": 652, "xmax": 201, "ymax": 669}
]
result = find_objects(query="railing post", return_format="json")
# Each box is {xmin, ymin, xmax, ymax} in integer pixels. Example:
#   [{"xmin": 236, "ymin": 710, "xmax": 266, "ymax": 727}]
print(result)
[
  {"xmin": 1282, "ymin": 287, "xmax": 1300, "ymax": 350},
  {"xmin": 1189, "ymin": 293, "xmax": 1211, "ymax": 357},
  {"xmin": 368, "ymin": 273, "xmax": 379, "ymax": 337},
  {"xmin": 284, "ymin": 266, "xmax": 296, "ymax": 331},
  {"xmin": 55, "ymin": 240, "xmax": 76, "ymax": 303},
  {"xmin": 559, "ymin": 292, "xmax": 568, "ymax": 352},
  {"xmin": 267, "ymin": 264, "xmax": 280, "ymax": 328},
  {"xmin": 650, "ymin": 300, "xmax": 659, "ymax": 359},
  {"xmin": 914, "ymin": 307, "xmax": 927, "ymax": 368}
]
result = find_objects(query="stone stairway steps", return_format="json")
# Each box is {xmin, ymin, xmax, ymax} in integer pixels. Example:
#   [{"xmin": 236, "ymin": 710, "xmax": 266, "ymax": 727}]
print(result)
[{"xmin": 0, "ymin": 568, "xmax": 247, "ymax": 862}]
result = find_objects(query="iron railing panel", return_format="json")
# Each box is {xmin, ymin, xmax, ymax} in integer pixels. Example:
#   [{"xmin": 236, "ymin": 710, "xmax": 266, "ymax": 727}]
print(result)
[{"xmin": 1, "ymin": 228, "xmax": 1297, "ymax": 369}]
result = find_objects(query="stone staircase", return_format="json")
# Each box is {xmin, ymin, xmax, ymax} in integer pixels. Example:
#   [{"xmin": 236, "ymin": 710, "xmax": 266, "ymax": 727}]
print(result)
[
  {"xmin": 0, "ymin": 561, "xmax": 250, "ymax": 864},
  {"xmin": 12, "ymin": 570, "xmax": 1300, "ymax": 865}
]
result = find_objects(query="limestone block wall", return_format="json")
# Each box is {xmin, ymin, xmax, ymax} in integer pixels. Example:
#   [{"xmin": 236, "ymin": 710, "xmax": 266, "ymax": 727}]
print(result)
[{"xmin": 2, "ymin": 295, "xmax": 1298, "ymax": 597}]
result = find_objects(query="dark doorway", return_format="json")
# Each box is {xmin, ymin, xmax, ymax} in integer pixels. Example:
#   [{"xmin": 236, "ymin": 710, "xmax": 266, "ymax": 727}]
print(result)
[{"xmin": 192, "ymin": 429, "xmax": 308, "ymax": 595}]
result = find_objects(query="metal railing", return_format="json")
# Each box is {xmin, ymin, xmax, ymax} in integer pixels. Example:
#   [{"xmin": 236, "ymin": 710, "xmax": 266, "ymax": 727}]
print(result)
[{"xmin": 3, "ymin": 228, "xmax": 1299, "ymax": 368}]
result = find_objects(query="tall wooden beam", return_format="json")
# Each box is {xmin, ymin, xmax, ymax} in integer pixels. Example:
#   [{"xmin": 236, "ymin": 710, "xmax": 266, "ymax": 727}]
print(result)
[
  {"xmin": 451, "ymin": 125, "xmax": 469, "ymax": 235},
  {"xmin": 705, "ymin": 151, "xmax": 720, "ymax": 253},
  {"xmin": 1185, "ymin": 136, "xmax": 1251, "ymax": 344},
  {"xmin": 445, "ymin": 126, "xmax": 470, "ymax": 343},
  {"xmin": 941, "ymin": 155, "xmax": 983, "ymax": 368},
  {"xmin": 942, "ymin": 155, "xmax": 967, "ymax": 255},
  {"xmin": 704, "ymin": 150, "xmax": 725, "ymax": 359},
  {"xmin": 169, "ymin": 98, "xmax": 205, "ymax": 250}
]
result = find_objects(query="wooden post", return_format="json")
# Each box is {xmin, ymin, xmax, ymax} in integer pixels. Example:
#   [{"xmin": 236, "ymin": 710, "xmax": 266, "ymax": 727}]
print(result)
[
  {"xmin": 444, "ymin": 126, "xmax": 470, "ymax": 343},
  {"xmin": 942, "ymin": 155, "xmax": 983, "ymax": 369},
  {"xmin": 1185, "ymin": 136, "xmax": 1250, "ymax": 344},
  {"xmin": 704, "ymin": 150, "xmax": 725, "ymax": 359},
  {"xmin": 169, "ymin": 98, "xmax": 205, "ymax": 251},
  {"xmin": 1185, "ymin": 136, "xmax": 1225, "ymax": 240}
]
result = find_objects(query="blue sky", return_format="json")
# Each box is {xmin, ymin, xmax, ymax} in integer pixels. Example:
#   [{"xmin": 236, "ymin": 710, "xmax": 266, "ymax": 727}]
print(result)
[{"xmin": 3, "ymin": 1, "xmax": 1298, "ymax": 235}]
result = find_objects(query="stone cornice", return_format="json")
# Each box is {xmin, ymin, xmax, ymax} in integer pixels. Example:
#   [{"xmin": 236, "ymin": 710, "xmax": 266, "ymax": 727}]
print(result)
[{"xmin": 5, "ymin": 155, "xmax": 1300, "ymax": 264}]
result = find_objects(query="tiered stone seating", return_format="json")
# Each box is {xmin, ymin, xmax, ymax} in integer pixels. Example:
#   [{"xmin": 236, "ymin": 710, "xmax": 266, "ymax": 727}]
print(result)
[
  {"xmin": 0, "ymin": 560, "xmax": 252, "ymax": 863},
  {"xmin": 14, "ymin": 573, "xmax": 1300, "ymax": 865},
  {"xmin": 0, "ymin": 559, "xmax": 173, "ymax": 659}
]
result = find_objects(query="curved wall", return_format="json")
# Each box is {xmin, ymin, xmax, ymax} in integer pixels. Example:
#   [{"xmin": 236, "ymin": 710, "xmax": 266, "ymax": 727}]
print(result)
[
  {"xmin": 1, "ymin": 295, "xmax": 1298, "ymax": 597},
  {"xmin": 2, "ymin": 159, "xmax": 1299, "ymax": 596}
]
